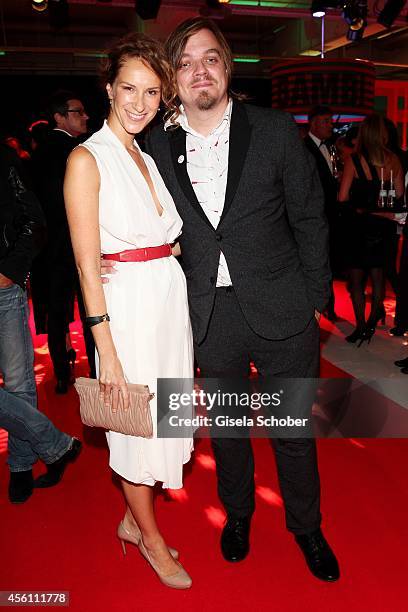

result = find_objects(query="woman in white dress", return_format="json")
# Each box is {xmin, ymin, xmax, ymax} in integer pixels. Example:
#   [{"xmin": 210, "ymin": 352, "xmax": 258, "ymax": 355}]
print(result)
[{"xmin": 64, "ymin": 34, "xmax": 193, "ymax": 589}]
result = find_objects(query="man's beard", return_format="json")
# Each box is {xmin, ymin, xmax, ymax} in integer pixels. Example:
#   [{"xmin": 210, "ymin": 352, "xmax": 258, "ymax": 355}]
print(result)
[{"xmin": 195, "ymin": 89, "xmax": 217, "ymax": 111}]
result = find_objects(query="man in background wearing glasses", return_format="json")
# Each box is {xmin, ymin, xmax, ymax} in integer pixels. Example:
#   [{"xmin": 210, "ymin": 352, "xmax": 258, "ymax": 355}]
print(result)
[{"xmin": 31, "ymin": 91, "xmax": 95, "ymax": 394}]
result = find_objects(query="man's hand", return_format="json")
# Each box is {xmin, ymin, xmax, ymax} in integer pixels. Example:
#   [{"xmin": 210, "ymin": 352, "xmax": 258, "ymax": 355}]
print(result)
[
  {"xmin": 100, "ymin": 258, "xmax": 117, "ymax": 284},
  {"xmin": 171, "ymin": 242, "xmax": 181, "ymax": 257},
  {"xmin": 314, "ymin": 310, "xmax": 321, "ymax": 323},
  {"xmin": 0, "ymin": 273, "xmax": 14, "ymax": 288}
]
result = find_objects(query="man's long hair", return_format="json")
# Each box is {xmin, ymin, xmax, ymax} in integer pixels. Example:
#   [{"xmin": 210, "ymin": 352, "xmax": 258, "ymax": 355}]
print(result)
[
  {"xmin": 166, "ymin": 17, "xmax": 234, "ymax": 92},
  {"xmin": 165, "ymin": 17, "xmax": 246, "ymax": 124}
]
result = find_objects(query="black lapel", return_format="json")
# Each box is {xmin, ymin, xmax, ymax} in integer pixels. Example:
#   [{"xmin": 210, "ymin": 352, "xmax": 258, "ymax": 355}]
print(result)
[
  {"xmin": 305, "ymin": 135, "xmax": 327, "ymax": 165},
  {"xmin": 168, "ymin": 126, "xmax": 214, "ymax": 230},
  {"xmin": 219, "ymin": 101, "xmax": 252, "ymax": 225},
  {"xmin": 304, "ymin": 135, "xmax": 322, "ymax": 162}
]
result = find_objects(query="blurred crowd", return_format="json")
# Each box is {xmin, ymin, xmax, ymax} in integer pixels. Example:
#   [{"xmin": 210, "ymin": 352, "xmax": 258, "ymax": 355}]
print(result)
[{"xmin": 301, "ymin": 106, "xmax": 407, "ymax": 356}]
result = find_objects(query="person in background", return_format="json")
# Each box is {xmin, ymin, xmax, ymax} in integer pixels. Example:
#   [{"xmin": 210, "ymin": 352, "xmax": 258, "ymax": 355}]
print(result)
[
  {"xmin": 338, "ymin": 113, "xmax": 404, "ymax": 345},
  {"xmin": 0, "ymin": 387, "xmax": 82, "ymax": 502},
  {"xmin": 0, "ymin": 143, "xmax": 81, "ymax": 503},
  {"xmin": 304, "ymin": 106, "xmax": 339, "ymax": 320},
  {"xmin": 336, "ymin": 136, "xmax": 352, "ymax": 170},
  {"xmin": 31, "ymin": 91, "xmax": 95, "ymax": 393},
  {"xmin": 384, "ymin": 117, "xmax": 408, "ymax": 176},
  {"xmin": 394, "ymin": 219, "xmax": 408, "ymax": 373},
  {"xmin": 383, "ymin": 117, "xmax": 408, "ymax": 336},
  {"xmin": 345, "ymin": 126, "xmax": 359, "ymax": 152},
  {"xmin": 336, "ymin": 126, "xmax": 359, "ymax": 169}
]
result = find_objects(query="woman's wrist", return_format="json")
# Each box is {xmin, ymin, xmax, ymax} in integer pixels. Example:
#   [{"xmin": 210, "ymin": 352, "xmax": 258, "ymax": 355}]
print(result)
[
  {"xmin": 85, "ymin": 313, "xmax": 110, "ymax": 327},
  {"xmin": 98, "ymin": 349, "xmax": 118, "ymax": 360}
]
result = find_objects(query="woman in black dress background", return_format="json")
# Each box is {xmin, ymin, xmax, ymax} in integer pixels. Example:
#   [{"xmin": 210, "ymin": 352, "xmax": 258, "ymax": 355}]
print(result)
[{"xmin": 338, "ymin": 113, "xmax": 404, "ymax": 345}]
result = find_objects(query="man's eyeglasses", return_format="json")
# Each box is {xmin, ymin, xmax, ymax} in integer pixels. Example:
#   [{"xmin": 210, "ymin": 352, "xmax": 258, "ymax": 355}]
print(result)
[{"xmin": 67, "ymin": 109, "xmax": 87, "ymax": 117}]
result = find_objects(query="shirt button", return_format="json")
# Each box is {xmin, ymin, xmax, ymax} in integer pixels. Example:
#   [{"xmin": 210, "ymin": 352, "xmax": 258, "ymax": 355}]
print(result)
[{"xmin": 215, "ymin": 233, "xmax": 222, "ymax": 241}]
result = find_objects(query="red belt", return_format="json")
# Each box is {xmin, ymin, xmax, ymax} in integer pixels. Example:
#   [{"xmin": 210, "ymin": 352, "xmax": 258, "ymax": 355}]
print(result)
[{"xmin": 102, "ymin": 244, "xmax": 172, "ymax": 263}]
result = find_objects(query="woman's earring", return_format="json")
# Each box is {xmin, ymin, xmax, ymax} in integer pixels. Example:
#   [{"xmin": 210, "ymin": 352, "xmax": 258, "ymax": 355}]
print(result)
[{"xmin": 109, "ymin": 98, "xmax": 113, "ymax": 105}]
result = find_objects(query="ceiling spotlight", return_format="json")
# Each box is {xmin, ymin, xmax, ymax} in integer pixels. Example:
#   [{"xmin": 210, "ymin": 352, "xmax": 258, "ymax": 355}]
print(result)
[
  {"xmin": 343, "ymin": 0, "xmax": 367, "ymax": 41},
  {"xmin": 32, "ymin": 0, "xmax": 48, "ymax": 11},
  {"xmin": 311, "ymin": 1, "xmax": 342, "ymax": 18},
  {"xmin": 206, "ymin": 0, "xmax": 228, "ymax": 6},
  {"xmin": 378, "ymin": 0, "xmax": 406, "ymax": 27},
  {"xmin": 202, "ymin": 0, "xmax": 232, "ymax": 17},
  {"xmin": 311, "ymin": 1, "xmax": 326, "ymax": 17}
]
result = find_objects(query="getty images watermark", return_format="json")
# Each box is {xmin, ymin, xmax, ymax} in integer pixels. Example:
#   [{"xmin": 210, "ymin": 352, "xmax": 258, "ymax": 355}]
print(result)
[
  {"xmin": 156, "ymin": 377, "xmax": 408, "ymax": 439},
  {"xmin": 157, "ymin": 378, "xmax": 316, "ymax": 438},
  {"xmin": 167, "ymin": 387, "xmax": 308, "ymax": 429}
]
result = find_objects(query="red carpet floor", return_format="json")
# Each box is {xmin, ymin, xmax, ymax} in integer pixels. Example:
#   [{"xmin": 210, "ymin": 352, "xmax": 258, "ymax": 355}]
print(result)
[{"xmin": 1, "ymin": 289, "xmax": 408, "ymax": 611}]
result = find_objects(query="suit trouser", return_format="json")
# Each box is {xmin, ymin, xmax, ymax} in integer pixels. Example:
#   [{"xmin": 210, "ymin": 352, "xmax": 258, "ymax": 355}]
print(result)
[
  {"xmin": 75, "ymin": 280, "xmax": 96, "ymax": 379},
  {"xmin": 48, "ymin": 264, "xmax": 96, "ymax": 381},
  {"xmin": 194, "ymin": 287, "xmax": 321, "ymax": 535},
  {"xmin": 47, "ymin": 261, "xmax": 76, "ymax": 382}
]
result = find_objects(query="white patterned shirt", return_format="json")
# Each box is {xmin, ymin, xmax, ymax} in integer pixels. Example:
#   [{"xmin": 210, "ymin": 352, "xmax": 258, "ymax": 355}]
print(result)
[{"xmin": 167, "ymin": 100, "xmax": 233, "ymax": 287}]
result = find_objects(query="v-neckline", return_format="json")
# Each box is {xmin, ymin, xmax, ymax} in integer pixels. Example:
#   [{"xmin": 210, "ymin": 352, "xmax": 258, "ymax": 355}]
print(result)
[{"xmin": 104, "ymin": 121, "xmax": 164, "ymax": 219}]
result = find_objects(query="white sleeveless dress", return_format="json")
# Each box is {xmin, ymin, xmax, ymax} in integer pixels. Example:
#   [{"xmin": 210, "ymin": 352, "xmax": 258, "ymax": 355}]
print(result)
[{"xmin": 81, "ymin": 121, "xmax": 193, "ymax": 488}]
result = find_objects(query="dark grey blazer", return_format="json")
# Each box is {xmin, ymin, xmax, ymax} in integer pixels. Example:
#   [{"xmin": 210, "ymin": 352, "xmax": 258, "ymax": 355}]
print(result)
[{"xmin": 146, "ymin": 101, "xmax": 331, "ymax": 344}]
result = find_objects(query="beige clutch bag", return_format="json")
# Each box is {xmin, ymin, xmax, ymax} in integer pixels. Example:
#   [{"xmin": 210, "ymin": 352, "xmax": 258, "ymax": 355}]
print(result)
[{"xmin": 74, "ymin": 377, "xmax": 154, "ymax": 438}]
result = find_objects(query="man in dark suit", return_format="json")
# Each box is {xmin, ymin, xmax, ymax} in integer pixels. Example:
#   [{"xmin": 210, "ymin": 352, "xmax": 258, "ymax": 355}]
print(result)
[
  {"xmin": 104, "ymin": 17, "xmax": 339, "ymax": 581},
  {"xmin": 31, "ymin": 91, "xmax": 95, "ymax": 393},
  {"xmin": 152, "ymin": 18, "xmax": 339, "ymax": 582},
  {"xmin": 303, "ymin": 106, "xmax": 339, "ymax": 320}
]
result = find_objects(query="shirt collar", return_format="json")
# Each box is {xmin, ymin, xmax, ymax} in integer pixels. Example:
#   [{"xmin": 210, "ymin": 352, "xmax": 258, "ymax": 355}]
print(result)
[
  {"xmin": 53, "ymin": 128, "xmax": 74, "ymax": 138},
  {"xmin": 309, "ymin": 131, "xmax": 323, "ymax": 148},
  {"xmin": 165, "ymin": 99, "xmax": 232, "ymax": 139}
]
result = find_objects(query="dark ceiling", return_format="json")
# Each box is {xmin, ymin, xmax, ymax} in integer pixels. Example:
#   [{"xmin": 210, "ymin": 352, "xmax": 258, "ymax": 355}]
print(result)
[{"xmin": 0, "ymin": 0, "xmax": 407, "ymax": 79}]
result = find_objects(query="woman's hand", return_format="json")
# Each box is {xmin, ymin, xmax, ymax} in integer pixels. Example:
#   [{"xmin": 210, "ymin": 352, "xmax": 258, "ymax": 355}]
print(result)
[{"xmin": 98, "ymin": 354, "xmax": 129, "ymax": 412}]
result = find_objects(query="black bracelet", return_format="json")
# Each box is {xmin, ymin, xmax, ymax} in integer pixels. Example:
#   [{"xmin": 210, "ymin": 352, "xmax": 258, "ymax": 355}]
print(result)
[{"xmin": 85, "ymin": 313, "xmax": 110, "ymax": 328}]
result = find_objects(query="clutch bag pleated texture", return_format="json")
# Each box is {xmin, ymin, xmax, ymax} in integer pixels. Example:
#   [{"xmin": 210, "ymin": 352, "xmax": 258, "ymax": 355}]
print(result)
[{"xmin": 74, "ymin": 377, "xmax": 154, "ymax": 438}]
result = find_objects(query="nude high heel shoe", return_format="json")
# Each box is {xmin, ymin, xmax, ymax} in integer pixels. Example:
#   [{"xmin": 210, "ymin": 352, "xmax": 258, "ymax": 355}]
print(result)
[
  {"xmin": 137, "ymin": 538, "xmax": 192, "ymax": 590},
  {"xmin": 117, "ymin": 521, "xmax": 179, "ymax": 560}
]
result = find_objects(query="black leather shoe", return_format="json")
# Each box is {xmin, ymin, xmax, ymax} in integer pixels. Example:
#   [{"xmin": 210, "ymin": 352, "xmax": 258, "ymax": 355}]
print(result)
[
  {"xmin": 401, "ymin": 367, "xmax": 408, "ymax": 375},
  {"xmin": 34, "ymin": 438, "xmax": 82, "ymax": 488},
  {"xmin": 295, "ymin": 529, "xmax": 340, "ymax": 582},
  {"xmin": 221, "ymin": 516, "xmax": 250, "ymax": 562},
  {"xmin": 8, "ymin": 470, "xmax": 33, "ymax": 504},
  {"xmin": 395, "ymin": 357, "xmax": 408, "ymax": 368}
]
